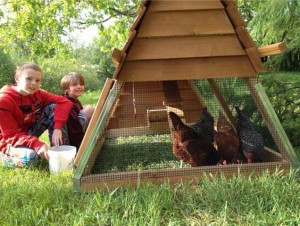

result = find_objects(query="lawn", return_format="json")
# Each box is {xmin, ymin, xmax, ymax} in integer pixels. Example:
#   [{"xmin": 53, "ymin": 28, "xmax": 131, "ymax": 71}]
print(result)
[
  {"xmin": 1, "ymin": 73, "xmax": 300, "ymax": 225},
  {"xmin": 1, "ymin": 165, "xmax": 300, "ymax": 225}
]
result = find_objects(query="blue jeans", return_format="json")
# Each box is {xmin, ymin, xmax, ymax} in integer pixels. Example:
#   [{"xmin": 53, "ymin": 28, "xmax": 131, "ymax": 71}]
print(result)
[{"xmin": 1, "ymin": 104, "xmax": 69, "ymax": 167}]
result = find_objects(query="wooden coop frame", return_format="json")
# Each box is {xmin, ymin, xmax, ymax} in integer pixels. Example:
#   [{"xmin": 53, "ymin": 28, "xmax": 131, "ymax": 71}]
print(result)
[{"xmin": 73, "ymin": 0, "xmax": 298, "ymax": 192}]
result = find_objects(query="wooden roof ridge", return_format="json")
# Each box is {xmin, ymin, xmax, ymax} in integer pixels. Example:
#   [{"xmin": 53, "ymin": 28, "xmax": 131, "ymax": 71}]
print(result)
[
  {"xmin": 111, "ymin": 0, "xmax": 287, "ymax": 82},
  {"xmin": 220, "ymin": 0, "xmax": 265, "ymax": 73}
]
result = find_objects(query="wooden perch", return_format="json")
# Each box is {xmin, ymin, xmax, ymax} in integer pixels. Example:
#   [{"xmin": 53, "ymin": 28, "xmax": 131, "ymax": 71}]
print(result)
[
  {"xmin": 112, "ymin": 48, "xmax": 123, "ymax": 67},
  {"xmin": 257, "ymin": 42, "xmax": 288, "ymax": 57}
]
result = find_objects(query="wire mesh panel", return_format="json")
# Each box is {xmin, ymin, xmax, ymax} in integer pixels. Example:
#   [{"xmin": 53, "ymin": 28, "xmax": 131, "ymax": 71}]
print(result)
[{"xmin": 89, "ymin": 78, "xmax": 287, "ymax": 177}]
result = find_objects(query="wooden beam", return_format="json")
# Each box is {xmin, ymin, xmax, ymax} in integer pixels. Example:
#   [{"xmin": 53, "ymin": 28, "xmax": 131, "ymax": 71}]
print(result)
[
  {"xmin": 221, "ymin": 0, "xmax": 238, "ymax": 7},
  {"xmin": 112, "ymin": 48, "xmax": 123, "ymax": 67},
  {"xmin": 244, "ymin": 78, "xmax": 299, "ymax": 167},
  {"xmin": 130, "ymin": 5, "xmax": 146, "ymax": 31},
  {"xmin": 74, "ymin": 78, "xmax": 115, "ymax": 166},
  {"xmin": 235, "ymin": 26, "xmax": 256, "ymax": 49},
  {"xmin": 123, "ymin": 30, "xmax": 137, "ymax": 54},
  {"xmin": 107, "ymin": 124, "xmax": 170, "ymax": 138},
  {"xmin": 245, "ymin": 47, "xmax": 266, "ymax": 73},
  {"xmin": 207, "ymin": 79, "xmax": 237, "ymax": 130},
  {"xmin": 187, "ymin": 81, "xmax": 206, "ymax": 108},
  {"xmin": 112, "ymin": 53, "xmax": 127, "ymax": 79},
  {"xmin": 257, "ymin": 42, "xmax": 288, "ymax": 57},
  {"xmin": 225, "ymin": 2, "xmax": 246, "ymax": 28},
  {"xmin": 78, "ymin": 161, "xmax": 291, "ymax": 192}
]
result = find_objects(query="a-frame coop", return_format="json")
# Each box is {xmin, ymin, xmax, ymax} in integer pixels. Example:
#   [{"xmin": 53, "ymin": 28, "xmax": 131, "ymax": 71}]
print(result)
[{"xmin": 73, "ymin": 0, "xmax": 299, "ymax": 192}]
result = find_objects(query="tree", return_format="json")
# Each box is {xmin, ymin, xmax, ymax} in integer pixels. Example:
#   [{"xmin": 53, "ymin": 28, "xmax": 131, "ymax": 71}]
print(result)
[
  {"xmin": 238, "ymin": 0, "xmax": 300, "ymax": 71},
  {"xmin": 0, "ymin": 47, "xmax": 15, "ymax": 87},
  {"xmin": 0, "ymin": 0, "xmax": 141, "ymax": 58}
]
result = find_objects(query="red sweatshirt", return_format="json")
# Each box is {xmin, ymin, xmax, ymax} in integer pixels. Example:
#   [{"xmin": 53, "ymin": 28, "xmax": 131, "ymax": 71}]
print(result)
[{"xmin": 0, "ymin": 85, "xmax": 72, "ymax": 153}]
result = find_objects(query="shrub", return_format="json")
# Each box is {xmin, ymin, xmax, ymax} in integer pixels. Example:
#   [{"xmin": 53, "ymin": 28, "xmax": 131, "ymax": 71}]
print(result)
[
  {"xmin": 0, "ymin": 48, "xmax": 15, "ymax": 87},
  {"xmin": 261, "ymin": 75, "xmax": 300, "ymax": 148}
]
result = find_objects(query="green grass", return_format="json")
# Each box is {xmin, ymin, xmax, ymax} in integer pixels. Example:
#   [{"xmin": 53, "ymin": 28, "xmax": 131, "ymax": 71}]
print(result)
[
  {"xmin": 259, "ymin": 71, "xmax": 300, "ymax": 82},
  {"xmin": 79, "ymin": 89, "xmax": 102, "ymax": 106},
  {"xmin": 92, "ymin": 134, "xmax": 183, "ymax": 174},
  {"xmin": 1, "ymin": 166, "xmax": 300, "ymax": 225}
]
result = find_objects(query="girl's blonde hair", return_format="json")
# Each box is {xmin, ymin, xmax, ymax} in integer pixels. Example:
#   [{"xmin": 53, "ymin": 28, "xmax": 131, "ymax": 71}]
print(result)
[{"xmin": 61, "ymin": 72, "xmax": 85, "ymax": 91}]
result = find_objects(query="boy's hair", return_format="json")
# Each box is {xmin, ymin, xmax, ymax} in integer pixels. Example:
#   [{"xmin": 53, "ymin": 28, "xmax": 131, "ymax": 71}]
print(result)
[
  {"xmin": 15, "ymin": 62, "xmax": 42, "ymax": 78},
  {"xmin": 61, "ymin": 72, "xmax": 85, "ymax": 91}
]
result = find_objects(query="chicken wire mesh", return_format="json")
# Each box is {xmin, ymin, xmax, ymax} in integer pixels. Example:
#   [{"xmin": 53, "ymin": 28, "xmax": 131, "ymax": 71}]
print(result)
[{"xmin": 88, "ymin": 78, "xmax": 286, "ymax": 176}]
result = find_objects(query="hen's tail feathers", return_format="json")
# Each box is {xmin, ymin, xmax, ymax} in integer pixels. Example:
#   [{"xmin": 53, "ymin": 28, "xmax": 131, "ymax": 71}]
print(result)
[
  {"xmin": 235, "ymin": 106, "xmax": 250, "ymax": 122},
  {"xmin": 201, "ymin": 107, "xmax": 214, "ymax": 124},
  {"xmin": 169, "ymin": 111, "xmax": 184, "ymax": 130},
  {"xmin": 235, "ymin": 106, "xmax": 255, "ymax": 130}
]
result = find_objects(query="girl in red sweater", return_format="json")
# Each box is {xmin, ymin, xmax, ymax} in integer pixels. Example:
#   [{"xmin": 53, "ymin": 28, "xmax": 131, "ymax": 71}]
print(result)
[
  {"xmin": 59, "ymin": 72, "xmax": 95, "ymax": 151},
  {"xmin": 0, "ymin": 62, "xmax": 72, "ymax": 167}
]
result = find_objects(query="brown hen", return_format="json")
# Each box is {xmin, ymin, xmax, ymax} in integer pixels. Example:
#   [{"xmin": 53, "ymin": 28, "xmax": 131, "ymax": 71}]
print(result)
[
  {"xmin": 214, "ymin": 110, "xmax": 242, "ymax": 164},
  {"xmin": 169, "ymin": 111, "xmax": 220, "ymax": 167}
]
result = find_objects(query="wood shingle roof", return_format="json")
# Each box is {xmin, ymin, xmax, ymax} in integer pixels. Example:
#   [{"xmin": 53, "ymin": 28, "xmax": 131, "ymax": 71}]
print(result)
[{"xmin": 112, "ymin": 0, "xmax": 265, "ymax": 82}]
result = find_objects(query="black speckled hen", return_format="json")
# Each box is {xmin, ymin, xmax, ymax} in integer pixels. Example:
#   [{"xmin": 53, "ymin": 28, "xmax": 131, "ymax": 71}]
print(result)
[
  {"xmin": 168, "ymin": 111, "xmax": 220, "ymax": 167},
  {"xmin": 235, "ymin": 106, "xmax": 264, "ymax": 163}
]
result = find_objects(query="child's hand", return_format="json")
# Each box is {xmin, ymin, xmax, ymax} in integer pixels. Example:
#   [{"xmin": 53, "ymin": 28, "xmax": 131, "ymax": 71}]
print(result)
[
  {"xmin": 52, "ymin": 129, "xmax": 63, "ymax": 146},
  {"xmin": 37, "ymin": 144, "xmax": 50, "ymax": 160}
]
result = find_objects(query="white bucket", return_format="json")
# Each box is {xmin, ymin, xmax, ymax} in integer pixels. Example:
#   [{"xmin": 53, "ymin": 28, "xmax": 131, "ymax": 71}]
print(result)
[{"xmin": 48, "ymin": 145, "xmax": 76, "ymax": 174}]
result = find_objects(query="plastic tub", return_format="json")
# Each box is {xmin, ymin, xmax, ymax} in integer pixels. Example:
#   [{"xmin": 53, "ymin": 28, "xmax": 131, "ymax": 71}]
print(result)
[{"xmin": 48, "ymin": 145, "xmax": 76, "ymax": 174}]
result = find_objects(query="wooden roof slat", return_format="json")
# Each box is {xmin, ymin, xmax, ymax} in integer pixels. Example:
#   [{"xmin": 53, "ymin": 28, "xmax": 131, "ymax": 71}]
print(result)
[
  {"xmin": 138, "ymin": 10, "xmax": 235, "ymax": 38},
  {"xmin": 127, "ymin": 35, "xmax": 246, "ymax": 60},
  {"xmin": 117, "ymin": 56, "xmax": 256, "ymax": 82},
  {"xmin": 148, "ymin": 0, "xmax": 224, "ymax": 12}
]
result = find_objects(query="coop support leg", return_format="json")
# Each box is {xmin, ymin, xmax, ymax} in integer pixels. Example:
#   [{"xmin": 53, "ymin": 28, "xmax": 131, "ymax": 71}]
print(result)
[{"xmin": 245, "ymin": 78, "xmax": 300, "ymax": 167}]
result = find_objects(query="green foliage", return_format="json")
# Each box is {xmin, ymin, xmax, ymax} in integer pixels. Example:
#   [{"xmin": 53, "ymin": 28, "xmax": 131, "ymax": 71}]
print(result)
[
  {"xmin": 73, "ymin": 44, "xmax": 115, "ymax": 83},
  {"xmin": 260, "ymin": 73, "xmax": 300, "ymax": 147},
  {"xmin": 238, "ymin": 0, "xmax": 300, "ymax": 71},
  {"xmin": 0, "ymin": 0, "xmax": 77, "ymax": 58},
  {"xmin": 36, "ymin": 54, "xmax": 103, "ymax": 93},
  {"xmin": 0, "ymin": 48, "xmax": 15, "ymax": 87},
  {"xmin": 97, "ymin": 19, "xmax": 134, "ymax": 52},
  {"xmin": 0, "ymin": 0, "xmax": 140, "ymax": 58}
]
